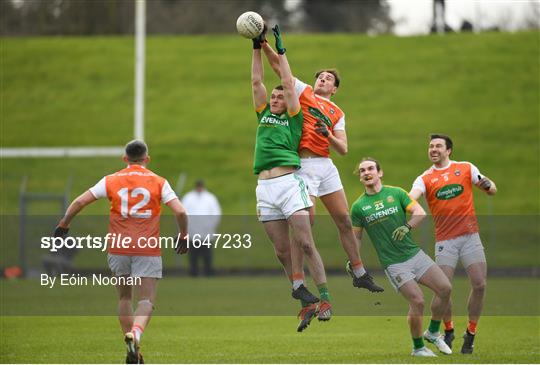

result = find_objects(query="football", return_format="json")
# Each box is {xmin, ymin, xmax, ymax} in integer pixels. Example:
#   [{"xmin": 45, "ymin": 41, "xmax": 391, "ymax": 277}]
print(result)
[{"xmin": 236, "ymin": 11, "xmax": 264, "ymax": 39}]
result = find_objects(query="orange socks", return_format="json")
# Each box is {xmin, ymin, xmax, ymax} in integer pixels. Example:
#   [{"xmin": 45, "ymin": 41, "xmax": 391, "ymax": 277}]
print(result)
[{"xmin": 467, "ymin": 320, "xmax": 477, "ymax": 335}]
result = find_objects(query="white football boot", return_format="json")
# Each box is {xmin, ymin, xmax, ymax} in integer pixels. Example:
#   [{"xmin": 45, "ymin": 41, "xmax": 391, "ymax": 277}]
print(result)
[
  {"xmin": 411, "ymin": 346, "xmax": 437, "ymax": 357},
  {"xmin": 424, "ymin": 330, "xmax": 453, "ymax": 354}
]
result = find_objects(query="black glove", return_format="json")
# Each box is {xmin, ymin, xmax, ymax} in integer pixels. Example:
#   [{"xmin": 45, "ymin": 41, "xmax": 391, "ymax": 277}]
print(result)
[
  {"xmin": 53, "ymin": 226, "xmax": 69, "ymax": 238},
  {"xmin": 272, "ymin": 24, "xmax": 286, "ymax": 55},
  {"xmin": 252, "ymin": 23, "xmax": 267, "ymax": 49},
  {"xmin": 477, "ymin": 175, "xmax": 491, "ymax": 191},
  {"xmin": 314, "ymin": 120, "xmax": 329, "ymax": 137},
  {"xmin": 175, "ymin": 234, "xmax": 189, "ymax": 255}
]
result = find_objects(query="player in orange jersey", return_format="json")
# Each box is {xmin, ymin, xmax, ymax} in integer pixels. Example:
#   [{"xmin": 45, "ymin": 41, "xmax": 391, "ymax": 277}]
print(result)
[
  {"xmin": 53, "ymin": 140, "xmax": 189, "ymax": 364},
  {"xmin": 409, "ymin": 134, "xmax": 497, "ymax": 355},
  {"xmin": 257, "ymin": 27, "xmax": 383, "ymax": 294}
]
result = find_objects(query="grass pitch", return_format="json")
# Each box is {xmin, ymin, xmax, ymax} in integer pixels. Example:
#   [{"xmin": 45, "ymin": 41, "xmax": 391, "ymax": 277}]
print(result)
[
  {"xmin": 1, "ymin": 316, "xmax": 539, "ymax": 363},
  {"xmin": 1, "ymin": 32, "xmax": 538, "ymax": 216},
  {"xmin": 1, "ymin": 32, "xmax": 539, "ymax": 269},
  {"xmin": 1, "ymin": 316, "xmax": 538, "ymax": 363},
  {"xmin": 1, "ymin": 276, "xmax": 539, "ymax": 363}
]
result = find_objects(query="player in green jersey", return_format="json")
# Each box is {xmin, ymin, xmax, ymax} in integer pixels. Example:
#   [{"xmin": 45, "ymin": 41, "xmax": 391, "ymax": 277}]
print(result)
[
  {"xmin": 350, "ymin": 158, "xmax": 453, "ymax": 357},
  {"xmin": 257, "ymin": 25, "xmax": 384, "ymax": 295},
  {"xmin": 251, "ymin": 25, "xmax": 331, "ymax": 331}
]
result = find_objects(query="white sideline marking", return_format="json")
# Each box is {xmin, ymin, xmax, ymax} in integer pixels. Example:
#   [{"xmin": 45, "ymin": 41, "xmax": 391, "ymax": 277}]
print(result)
[{"xmin": 0, "ymin": 147, "xmax": 124, "ymax": 158}]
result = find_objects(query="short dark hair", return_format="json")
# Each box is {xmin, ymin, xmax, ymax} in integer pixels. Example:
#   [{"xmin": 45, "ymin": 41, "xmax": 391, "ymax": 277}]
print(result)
[
  {"xmin": 354, "ymin": 157, "xmax": 381, "ymax": 175},
  {"xmin": 430, "ymin": 134, "xmax": 453, "ymax": 152},
  {"xmin": 125, "ymin": 139, "xmax": 148, "ymax": 163},
  {"xmin": 273, "ymin": 85, "xmax": 284, "ymax": 91},
  {"xmin": 315, "ymin": 69, "xmax": 341, "ymax": 88},
  {"xmin": 195, "ymin": 179, "xmax": 205, "ymax": 188}
]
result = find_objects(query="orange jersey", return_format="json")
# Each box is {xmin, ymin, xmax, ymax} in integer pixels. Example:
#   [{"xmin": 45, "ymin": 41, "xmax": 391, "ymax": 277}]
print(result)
[
  {"xmin": 294, "ymin": 78, "xmax": 345, "ymax": 157},
  {"xmin": 412, "ymin": 161, "xmax": 482, "ymax": 242},
  {"xmin": 89, "ymin": 164, "xmax": 177, "ymax": 256}
]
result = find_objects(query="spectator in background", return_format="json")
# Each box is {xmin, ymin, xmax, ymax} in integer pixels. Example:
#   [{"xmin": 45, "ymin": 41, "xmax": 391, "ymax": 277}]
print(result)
[{"xmin": 182, "ymin": 180, "xmax": 221, "ymax": 276}]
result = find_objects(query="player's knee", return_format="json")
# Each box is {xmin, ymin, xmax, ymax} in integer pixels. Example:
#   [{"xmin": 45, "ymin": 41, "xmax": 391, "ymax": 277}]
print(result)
[
  {"xmin": 274, "ymin": 247, "xmax": 290, "ymax": 264},
  {"xmin": 410, "ymin": 296, "xmax": 425, "ymax": 310},
  {"xmin": 472, "ymin": 280, "xmax": 486, "ymax": 293},
  {"xmin": 439, "ymin": 283, "xmax": 452, "ymax": 299},
  {"xmin": 298, "ymin": 240, "xmax": 314, "ymax": 256}
]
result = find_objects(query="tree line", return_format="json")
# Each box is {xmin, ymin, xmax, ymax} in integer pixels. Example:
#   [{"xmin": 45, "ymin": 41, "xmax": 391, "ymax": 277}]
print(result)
[{"xmin": 1, "ymin": 0, "xmax": 394, "ymax": 36}]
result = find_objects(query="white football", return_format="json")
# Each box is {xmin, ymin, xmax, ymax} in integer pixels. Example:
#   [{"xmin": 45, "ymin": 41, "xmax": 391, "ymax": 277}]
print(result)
[{"xmin": 236, "ymin": 11, "xmax": 264, "ymax": 39}]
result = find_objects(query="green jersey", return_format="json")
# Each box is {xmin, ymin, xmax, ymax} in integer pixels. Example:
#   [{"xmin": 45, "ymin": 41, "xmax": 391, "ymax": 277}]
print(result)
[
  {"xmin": 253, "ymin": 105, "xmax": 303, "ymax": 175},
  {"xmin": 350, "ymin": 185, "xmax": 420, "ymax": 268}
]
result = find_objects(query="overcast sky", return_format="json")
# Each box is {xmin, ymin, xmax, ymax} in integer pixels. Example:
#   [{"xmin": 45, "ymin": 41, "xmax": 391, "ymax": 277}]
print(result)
[{"xmin": 388, "ymin": 0, "xmax": 538, "ymax": 35}]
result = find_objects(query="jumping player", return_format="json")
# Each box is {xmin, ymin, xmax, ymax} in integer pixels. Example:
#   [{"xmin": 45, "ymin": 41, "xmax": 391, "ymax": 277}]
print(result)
[
  {"xmin": 251, "ymin": 25, "xmax": 332, "ymax": 331},
  {"xmin": 257, "ymin": 27, "xmax": 383, "ymax": 294}
]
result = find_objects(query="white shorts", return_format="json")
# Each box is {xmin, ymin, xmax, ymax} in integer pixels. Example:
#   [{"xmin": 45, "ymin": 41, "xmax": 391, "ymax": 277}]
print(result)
[
  {"xmin": 297, "ymin": 157, "xmax": 343, "ymax": 197},
  {"xmin": 256, "ymin": 173, "xmax": 312, "ymax": 222},
  {"xmin": 384, "ymin": 250, "xmax": 436, "ymax": 291},
  {"xmin": 435, "ymin": 232, "xmax": 486, "ymax": 269},
  {"xmin": 107, "ymin": 254, "xmax": 162, "ymax": 278}
]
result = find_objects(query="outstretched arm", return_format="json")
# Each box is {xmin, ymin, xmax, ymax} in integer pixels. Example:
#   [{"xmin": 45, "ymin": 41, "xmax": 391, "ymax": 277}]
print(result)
[
  {"xmin": 262, "ymin": 38, "xmax": 282, "ymax": 78},
  {"xmin": 476, "ymin": 175, "xmax": 497, "ymax": 196},
  {"xmin": 56, "ymin": 190, "xmax": 97, "ymax": 232},
  {"xmin": 272, "ymin": 25, "xmax": 299, "ymax": 115},
  {"xmin": 252, "ymin": 46, "xmax": 267, "ymax": 111}
]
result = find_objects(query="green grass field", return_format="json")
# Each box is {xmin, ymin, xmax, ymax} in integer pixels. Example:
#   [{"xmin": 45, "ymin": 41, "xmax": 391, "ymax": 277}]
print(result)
[
  {"xmin": 1, "ymin": 277, "xmax": 539, "ymax": 363},
  {"xmin": 1, "ymin": 32, "xmax": 539, "ymax": 270},
  {"xmin": 1, "ymin": 32, "xmax": 538, "ymax": 215},
  {"xmin": 1, "ymin": 31, "xmax": 539, "ymax": 363},
  {"xmin": 1, "ymin": 316, "xmax": 538, "ymax": 363}
]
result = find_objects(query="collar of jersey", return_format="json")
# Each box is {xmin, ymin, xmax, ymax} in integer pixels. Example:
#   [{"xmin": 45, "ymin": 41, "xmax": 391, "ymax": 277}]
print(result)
[
  {"xmin": 431, "ymin": 160, "xmax": 453, "ymax": 171},
  {"xmin": 126, "ymin": 164, "xmax": 146, "ymax": 169},
  {"xmin": 365, "ymin": 185, "xmax": 386, "ymax": 196},
  {"xmin": 314, "ymin": 93, "xmax": 331, "ymax": 102}
]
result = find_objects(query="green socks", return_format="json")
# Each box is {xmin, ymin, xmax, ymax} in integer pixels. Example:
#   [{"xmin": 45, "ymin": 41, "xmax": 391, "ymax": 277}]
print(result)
[
  {"xmin": 317, "ymin": 283, "xmax": 331, "ymax": 302},
  {"xmin": 428, "ymin": 319, "xmax": 441, "ymax": 334},
  {"xmin": 413, "ymin": 337, "xmax": 424, "ymax": 350}
]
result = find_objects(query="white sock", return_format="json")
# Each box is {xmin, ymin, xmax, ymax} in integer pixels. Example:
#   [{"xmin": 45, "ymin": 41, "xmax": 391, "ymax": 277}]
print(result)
[
  {"xmin": 292, "ymin": 279, "xmax": 303, "ymax": 290},
  {"xmin": 353, "ymin": 265, "xmax": 366, "ymax": 278}
]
